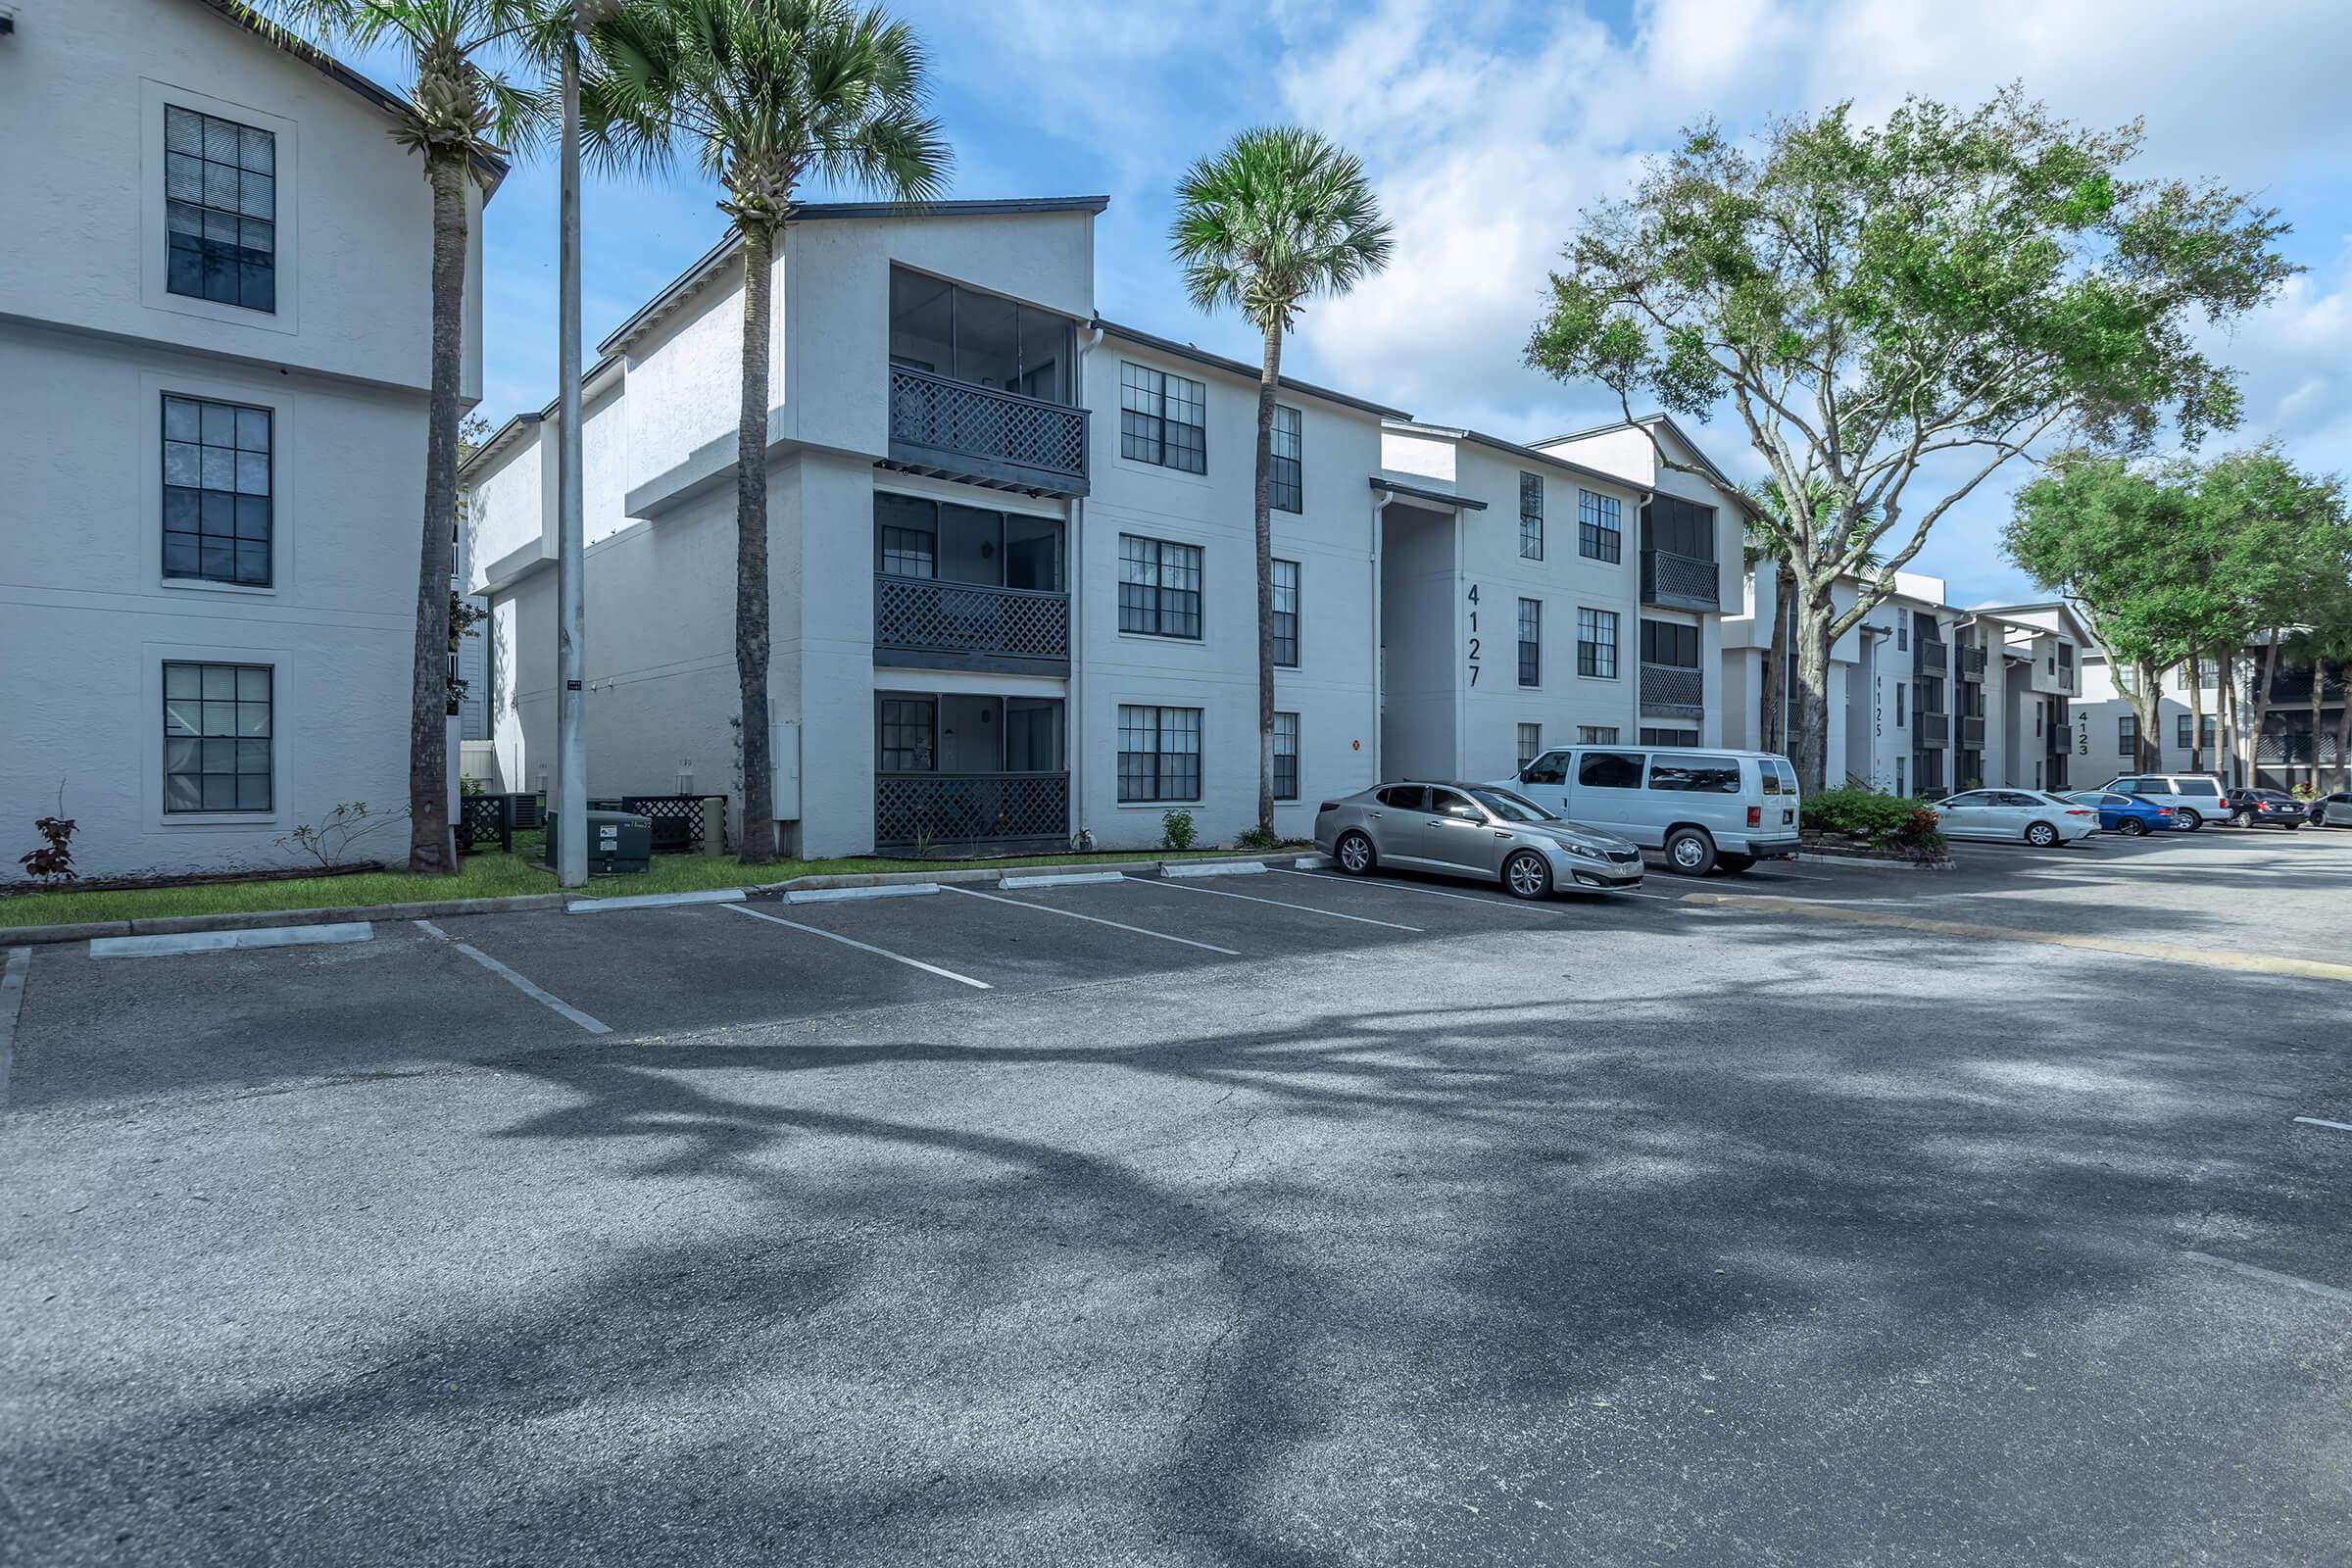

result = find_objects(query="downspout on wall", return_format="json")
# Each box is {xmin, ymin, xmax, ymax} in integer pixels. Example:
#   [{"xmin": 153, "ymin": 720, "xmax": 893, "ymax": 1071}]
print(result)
[{"xmin": 1071, "ymin": 321, "xmax": 1103, "ymax": 847}]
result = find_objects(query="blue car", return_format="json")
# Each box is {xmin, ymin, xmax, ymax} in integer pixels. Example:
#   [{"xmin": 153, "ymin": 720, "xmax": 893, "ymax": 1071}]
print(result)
[{"xmin": 2065, "ymin": 790, "xmax": 2180, "ymax": 836}]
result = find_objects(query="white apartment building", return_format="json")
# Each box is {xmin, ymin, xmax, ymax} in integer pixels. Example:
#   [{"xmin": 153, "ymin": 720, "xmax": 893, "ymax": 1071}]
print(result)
[
  {"xmin": 1722, "ymin": 567, "xmax": 2087, "ymax": 796},
  {"xmin": 2072, "ymin": 642, "xmax": 2346, "ymax": 791},
  {"xmin": 461, "ymin": 198, "xmax": 1750, "ymax": 857},
  {"xmin": 0, "ymin": 0, "xmax": 495, "ymax": 879}
]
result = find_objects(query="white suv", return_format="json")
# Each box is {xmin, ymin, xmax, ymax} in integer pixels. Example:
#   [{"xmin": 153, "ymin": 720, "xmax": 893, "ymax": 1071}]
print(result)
[{"xmin": 2101, "ymin": 774, "xmax": 2229, "ymax": 831}]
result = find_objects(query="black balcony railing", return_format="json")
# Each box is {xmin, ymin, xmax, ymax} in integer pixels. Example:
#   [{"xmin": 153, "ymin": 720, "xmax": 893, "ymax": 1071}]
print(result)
[
  {"xmin": 874, "ymin": 575, "xmax": 1069, "ymax": 669},
  {"xmin": 1962, "ymin": 645, "xmax": 1988, "ymax": 675},
  {"xmin": 1639, "ymin": 662, "xmax": 1704, "ymax": 716},
  {"xmin": 1919, "ymin": 639, "xmax": 1948, "ymax": 674},
  {"xmin": 1640, "ymin": 549, "xmax": 1721, "ymax": 612},
  {"xmin": 876, "ymin": 771, "xmax": 1069, "ymax": 850},
  {"xmin": 1959, "ymin": 714, "xmax": 1985, "ymax": 748},
  {"xmin": 1918, "ymin": 711, "xmax": 1949, "ymax": 745},
  {"xmin": 887, "ymin": 366, "xmax": 1089, "ymax": 494}
]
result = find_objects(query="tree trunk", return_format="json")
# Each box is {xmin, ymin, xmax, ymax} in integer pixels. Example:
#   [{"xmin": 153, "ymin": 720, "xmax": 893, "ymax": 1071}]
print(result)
[
  {"xmin": 407, "ymin": 153, "xmax": 467, "ymax": 875},
  {"xmin": 2127, "ymin": 662, "xmax": 2164, "ymax": 773},
  {"xmin": 1759, "ymin": 563, "xmax": 1793, "ymax": 755},
  {"xmin": 2219, "ymin": 660, "xmax": 2240, "ymax": 786},
  {"xmin": 2309, "ymin": 655, "xmax": 2326, "ymax": 796},
  {"xmin": 1789, "ymin": 589, "xmax": 1835, "ymax": 795},
  {"xmin": 2185, "ymin": 645, "xmax": 2206, "ymax": 773},
  {"xmin": 2329, "ymin": 663, "xmax": 2351, "ymax": 791},
  {"xmin": 2246, "ymin": 632, "xmax": 2282, "ymax": 791},
  {"xmin": 1252, "ymin": 322, "xmax": 1281, "ymax": 839},
  {"xmin": 734, "ymin": 222, "xmax": 778, "ymax": 864}
]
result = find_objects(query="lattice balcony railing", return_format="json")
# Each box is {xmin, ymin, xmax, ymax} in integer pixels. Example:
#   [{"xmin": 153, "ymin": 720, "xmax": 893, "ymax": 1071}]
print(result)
[
  {"xmin": 1640, "ymin": 549, "xmax": 1722, "ymax": 612},
  {"xmin": 876, "ymin": 772, "xmax": 1069, "ymax": 848},
  {"xmin": 1639, "ymin": 662, "xmax": 1704, "ymax": 716},
  {"xmin": 874, "ymin": 575, "xmax": 1069, "ymax": 663},
  {"xmin": 888, "ymin": 366, "xmax": 1087, "ymax": 487}
]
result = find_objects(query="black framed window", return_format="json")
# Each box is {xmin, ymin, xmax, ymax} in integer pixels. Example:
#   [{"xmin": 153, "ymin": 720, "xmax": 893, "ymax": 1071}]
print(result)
[
  {"xmin": 1578, "ymin": 488, "xmax": 1622, "ymax": 563},
  {"xmin": 878, "ymin": 698, "xmax": 937, "ymax": 772},
  {"xmin": 164, "ymin": 662, "xmax": 271, "ymax": 812},
  {"xmin": 1271, "ymin": 405, "xmax": 1302, "ymax": 513},
  {"xmin": 1640, "ymin": 727, "xmax": 1699, "ymax": 747},
  {"xmin": 2175, "ymin": 712, "xmax": 2190, "ymax": 750},
  {"xmin": 1118, "ymin": 535, "xmax": 1203, "ymax": 638},
  {"xmin": 1519, "ymin": 472, "xmax": 1544, "ymax": 560},
  {"xmin": 1639, "ymin": 618, "xmax": 1698, "ymax": 667},
  {"xmin": 2119, "ymin": 714, "xmax": 2137, "ymax": 755},
  {"xmin": 2201, "ymin": 715, "xmax": 2218, "ymax": 749},
  {"xmin": 164, "ymin": 394, "xmax": 270, "ymax": 585},
  {"xmin": 1273, "ymin": 710, "xmax": 1298, "ymax": 801},
  {"xmin": 1896, "ymin": 685, "xmax": 1905, "ymax": 725},
  {"xmin": 1117, "ymin": 705, "xmax": 1201, "ymax": 802},
  {"xmin": 1577, "ymin": 725, "xmax": 1618, "ymax": 745},
  {"xmin": 1576, "ymin": 607, "xmax": 1618, "ymax": 678},
  {"xmin": 166, "ymin": 106, "xmax": 275, "ymax": 313},
  {"xmin": 1119, "ymin": 363, "xmax": 1206, "ymax": 472},
  {"xmin": 2196, "ymin": 657, "xmax": 2220, "ymax": 688},
  {"xmin": 879, "ymin": 524, "xmax": 935, "ymax": 578},
  {"xmin": 1271, "ymin": 558, "xmax": 1299, "ymax": 666},
  {"xmin": 1517, "ymin": 598, "xmax": 1541, "ymax": 686},
  {"xmin": 1517, "ymin": 723, "xmax": 1543, "ymax": 767}
]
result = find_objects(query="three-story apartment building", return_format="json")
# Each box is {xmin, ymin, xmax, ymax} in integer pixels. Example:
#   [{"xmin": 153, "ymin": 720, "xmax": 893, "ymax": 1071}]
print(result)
[
  {"xmin": 0, "ymin": 0, "xmax": 496, "ymax": 878},
  {"xmin": 462, "ymin": 198, "xmax": 1748, "ymax": 856}
]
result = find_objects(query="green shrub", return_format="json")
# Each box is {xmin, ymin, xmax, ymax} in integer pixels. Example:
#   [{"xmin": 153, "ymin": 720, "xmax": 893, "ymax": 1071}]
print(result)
[
  {"xmin": 1802, "ymin": 785, "xmax": 1946, "ymax": 853},
  {"xmin": 1160, "ymin": 809, "xmax": 1198, "ymax": 852},
  {"xmin": 1233, "ymin": 823, "xmax": 1279, "ymax": 851}
]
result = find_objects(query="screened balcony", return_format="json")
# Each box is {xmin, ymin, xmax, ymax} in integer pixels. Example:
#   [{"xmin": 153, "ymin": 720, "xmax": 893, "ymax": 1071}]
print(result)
[
  {"xmin": 873, "ymin": 494, "xmax": 1067, "ymax": 674},
  {"xmin": 1639, "ymin": 494, "xmax": 1722, "ymax": 612},
  {"xmin": 887, "ymin": 268, "xmax": 1088, "ymax": 496},
  {"xmin": 874, "ymin": 692, "xmax": 1068, "ymax": 851}
]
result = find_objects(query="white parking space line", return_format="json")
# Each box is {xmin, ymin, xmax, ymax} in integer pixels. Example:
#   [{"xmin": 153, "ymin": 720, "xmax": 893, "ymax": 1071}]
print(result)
[
  {"xmin": 414, "ymin": 920, "xmax": 612, "ymax": 1035},
  {"xmin": 2182, "ymin": 1250, "xmax": 2352, "ymax": 1307},
  {"xmin": 0, "ymin": 947, "xmax": 29, "ymax": 1109},
  {"xmin": 945, "ymin": 885, "xmax": 1243, "ymax": 956},
  {"xmin": 1273, "ymin": 867, "xmax": 1573, "ymax": 913},
  {"xmin": 2292, "ymin": 1116, "xmax": 2352, "ymax": 1134},
  {"xmin": 1139, "ymin": 874, "xmax": 1425, "ymax": 932},
  {"xmin": 725, "ymin": 903, "xmax": 992, "ymax": 989}
]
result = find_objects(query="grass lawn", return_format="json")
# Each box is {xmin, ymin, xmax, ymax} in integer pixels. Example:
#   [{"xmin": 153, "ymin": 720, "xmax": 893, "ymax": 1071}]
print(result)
[{"xmin": 0, "ymin": 832, "xmax": 1293, "ymax": 928}]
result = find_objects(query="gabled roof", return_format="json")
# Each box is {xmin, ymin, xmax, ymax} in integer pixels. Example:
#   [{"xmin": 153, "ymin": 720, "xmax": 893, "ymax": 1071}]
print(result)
[
  {"xmin": 186, "ymin": 0, "xmax": 510, "ymax": 189},
  {"xmin": 598, "ymin": 196, "xmax": 1109, "ymax": 356},
  {"xmin": 1383, "ymin": 418, "xmax": 1649, "ymax": 498},
  {"xmin": 1094, "ymin": 319, "xmax": 1408, "ymax": 420},
  {"xmin": 1539, "ymin": 413, "xmax": 1760, "ymax": 516}
]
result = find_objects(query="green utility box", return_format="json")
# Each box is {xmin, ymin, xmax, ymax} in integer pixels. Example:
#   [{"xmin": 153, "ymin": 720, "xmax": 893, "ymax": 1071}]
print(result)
[{"xmin": 542, "ymin": 810, "xmax": 654, "ymax": 874}]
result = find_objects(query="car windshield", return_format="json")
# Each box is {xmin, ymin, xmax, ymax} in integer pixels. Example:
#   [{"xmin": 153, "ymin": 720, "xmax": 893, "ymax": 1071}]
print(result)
[{"xmin": 1467, "ymin": 787, "xmax": 1558, "ymax": 823}]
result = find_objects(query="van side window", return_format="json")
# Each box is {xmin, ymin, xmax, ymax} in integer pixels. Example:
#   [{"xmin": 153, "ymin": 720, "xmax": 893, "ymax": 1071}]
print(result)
[
  {"xmin": 2180, "ymin": 779, "xmax": 2221, "ymax": 797},
  {"xmin": 1648, "ymin": 755, "xmax": 1740, "ymax": 793},
  {"xmin": 1376, "ymin": 785, "xmax": 1428, "ymax": 811},
  {"xmin": 1522, "ymin": 750, "xmax": 1569, "ymax": 787},
  {"xmin": 1577, "ymin": 751, "xmax": 1644, "ymax": 790}
]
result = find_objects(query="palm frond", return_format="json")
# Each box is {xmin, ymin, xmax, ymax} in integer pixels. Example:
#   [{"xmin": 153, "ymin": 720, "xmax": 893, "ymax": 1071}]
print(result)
[{"xmin": 1168, "ymin": 125, "xmax": 1393, "ymax": 331}]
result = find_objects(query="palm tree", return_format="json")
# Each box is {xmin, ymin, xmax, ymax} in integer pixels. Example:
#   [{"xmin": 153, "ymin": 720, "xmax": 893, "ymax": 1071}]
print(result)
[
  {"xmin": 1171, "ymin": 128, "xmax": 1392, "ymax": 840},
  {"xmin": 584, "ymin": 0, "xmax": 948, "ymax": 863},
  {"xmin": 241, "ymin": 1, "xmax": 556, "ymax": 873}
]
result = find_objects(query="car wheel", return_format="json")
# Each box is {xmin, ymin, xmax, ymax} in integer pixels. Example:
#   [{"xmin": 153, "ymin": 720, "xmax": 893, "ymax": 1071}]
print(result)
[
  {"xmin": 2025, "ymin": 820, "xmax": 2060, "ymax": 848},
  {"xmin": 1716, "ymin": 853, "xmax": 1757, "ymax": 874},
  {"xmin": 1335, "ymin": 830, "xmax": 1376, "ymax": 875},
  {"xmin": 2232, "ymin": 809, "xmax": 2255, "ymax": 828},
  {"xmin": 1501, "ymin": 850, "xmax": 1552, "ymax": 901},
  {"xmin": 1665, "ymin": 827, "xmax": 1718, "ymax": 876},
  {"xmin": 2177, "ymin": 808, "xmax": 2203, "ymax": 831},
  {"xmin": 2117, "ymin": 817, "xmax": 2147, "ymax": 837}
]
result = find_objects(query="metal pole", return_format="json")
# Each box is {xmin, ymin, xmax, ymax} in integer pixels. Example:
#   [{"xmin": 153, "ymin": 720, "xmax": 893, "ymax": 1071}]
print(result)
[{"xmin": 555, "ymin": 23, "xmax": 587, "ymax": 888}]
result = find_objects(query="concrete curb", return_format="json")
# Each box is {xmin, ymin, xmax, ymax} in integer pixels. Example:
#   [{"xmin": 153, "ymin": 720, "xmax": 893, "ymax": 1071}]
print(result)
[
  {"xmin": 0, "ymin": 893, "xmax": 569, "ymax": 949},
  {"xmin": 782, "ymin": 883, "xmax": 942, "ymax": 905},
  {"xmin": 1162, "ymin": 860, "xmax": 1269, "ymax": 879},
  {"xmin": 1793, "ymin": 852, "xmax": 1958, "ymax": 872},
  {"xmin": 565, "ymin": 888, "xmax": 746, "ymax": 914},
  {"xmin": 998, "ymin": 872, "xmax": 1125, "ymax": 890},
  {"xmin": 89, "ymin": 922, "xmax": 375, "ymax": 959}
]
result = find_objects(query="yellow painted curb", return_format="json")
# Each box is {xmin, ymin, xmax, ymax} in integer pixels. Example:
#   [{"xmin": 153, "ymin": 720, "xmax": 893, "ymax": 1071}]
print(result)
[{"xmin": 1684, "ymin": 892, "xmax": 2352, "ymax": 984}]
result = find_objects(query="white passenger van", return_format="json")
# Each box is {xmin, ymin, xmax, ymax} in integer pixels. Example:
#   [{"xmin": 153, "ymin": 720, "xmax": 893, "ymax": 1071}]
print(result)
[{"xmin": 1493, "ymin": 746, "xmax": 1801, "ymax": 874}]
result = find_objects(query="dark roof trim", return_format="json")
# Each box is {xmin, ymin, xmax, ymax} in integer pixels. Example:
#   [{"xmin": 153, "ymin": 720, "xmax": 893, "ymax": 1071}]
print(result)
[
  {"xmin": 187, "ymin": 0, "xmax": 510, "ymax": 189},
  {"xmin": 1094, "ymin": 319, "xmax": 1410, "ymax": 419},
  {"xmin": 1372, "ymin": 476, "xmax": 1488, "ymax": 512},
  {"xmin": 598, "ymin": 197, "xmax": 1109, "ymax": 356}
]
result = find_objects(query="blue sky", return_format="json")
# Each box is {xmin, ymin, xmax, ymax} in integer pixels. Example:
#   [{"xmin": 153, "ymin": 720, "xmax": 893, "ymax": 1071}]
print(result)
[{"xmin": 378, "ymin": 0, "xmax": 2352, "ymax": 606}]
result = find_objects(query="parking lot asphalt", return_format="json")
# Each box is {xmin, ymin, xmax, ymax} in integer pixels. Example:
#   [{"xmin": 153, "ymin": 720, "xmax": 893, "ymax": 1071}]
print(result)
[{"xmin": 3, "ymin": 830, "xmax": 2348, "ymax": 1565}]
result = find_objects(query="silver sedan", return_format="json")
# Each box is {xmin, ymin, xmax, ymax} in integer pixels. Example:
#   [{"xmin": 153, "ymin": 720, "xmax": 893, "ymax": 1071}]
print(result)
[{"xmin": 1314, "ymin": 781, "xmax": 1645, "ymax": 899}]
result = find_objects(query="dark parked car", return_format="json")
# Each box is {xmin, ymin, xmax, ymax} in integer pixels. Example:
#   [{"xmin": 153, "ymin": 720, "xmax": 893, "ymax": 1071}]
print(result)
[
  {"xmin": 2225, "ymin": 789, "xmax": 2309, "ymax": 828},
  {"xmin": 2312, "ymin": 792, "xmax": 2352, "ymax": 828}
]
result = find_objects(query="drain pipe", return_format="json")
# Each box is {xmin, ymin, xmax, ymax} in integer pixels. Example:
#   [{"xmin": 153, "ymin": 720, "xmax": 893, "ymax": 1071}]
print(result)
[{"xmin": 1070, "ymin": 322, "xmax": 1105, "ymax": 848}]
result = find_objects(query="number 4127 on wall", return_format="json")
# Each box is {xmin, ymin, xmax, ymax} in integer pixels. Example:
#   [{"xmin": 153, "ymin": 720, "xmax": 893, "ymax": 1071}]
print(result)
[{"xmin": 1467, "ymin": 583, "xmax": 1481, "ymax": 685}]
